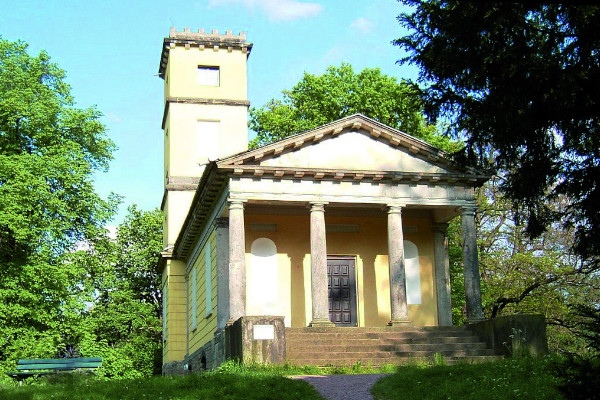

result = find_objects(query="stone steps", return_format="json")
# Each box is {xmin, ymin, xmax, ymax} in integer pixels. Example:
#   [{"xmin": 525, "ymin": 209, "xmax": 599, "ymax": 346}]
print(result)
[
  {"xmin": 288, "ymin": 355, "xmax": 501, "ymax": 367},
  {"xmin": 285, "ymin": 327, "xmax": 502, "ymax": 367}
]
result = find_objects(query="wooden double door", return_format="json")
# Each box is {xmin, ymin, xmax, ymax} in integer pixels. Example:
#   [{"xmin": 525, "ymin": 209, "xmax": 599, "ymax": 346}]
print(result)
[{"xmin": 327, "ymin": 257, "xmax": 357, "ymax": 327}]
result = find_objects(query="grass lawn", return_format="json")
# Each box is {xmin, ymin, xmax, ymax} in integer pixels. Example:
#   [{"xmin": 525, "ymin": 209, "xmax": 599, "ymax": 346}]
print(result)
[
  {"xmin": 0, "ymin": 358, "xmax": 566, "ymax": 400},
  {"xmin": 0, "ymin": 369, "xmax": 326, "ymax": 400},
  {"xmin": 372, "ymin": 357, "xmax": 565, "ymax": 400}
]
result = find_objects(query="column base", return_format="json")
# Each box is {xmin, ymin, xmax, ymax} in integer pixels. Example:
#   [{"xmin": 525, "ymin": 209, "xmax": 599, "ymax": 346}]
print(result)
[
  {"xmin": 388, "ymin": 318, "xmax": 411, "ymax": 327},
  {"xmin": 309, "ymin": 318, "xmax": 335, "ymax": 328}
]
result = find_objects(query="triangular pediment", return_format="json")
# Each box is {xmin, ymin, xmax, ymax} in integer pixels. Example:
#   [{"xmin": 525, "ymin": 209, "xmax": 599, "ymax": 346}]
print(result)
[{"xmin": 218, "ymin": 114, "xmax": 487, "ymax": 184}]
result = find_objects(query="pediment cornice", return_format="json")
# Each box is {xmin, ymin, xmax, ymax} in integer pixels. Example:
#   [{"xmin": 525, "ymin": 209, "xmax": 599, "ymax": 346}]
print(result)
[
  {"xmin": 218, "ymin": 114, "xmax": 487, "ymax": 182},
  {"xmin": 219, "ymin": 164, "xmax": 487, "ymax": 185}
]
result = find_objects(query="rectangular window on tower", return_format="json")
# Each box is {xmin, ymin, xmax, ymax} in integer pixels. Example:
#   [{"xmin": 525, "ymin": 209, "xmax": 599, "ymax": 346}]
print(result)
[{"xmin": 197, "ymin": 66, "xmax": 220, "ymax": 86}]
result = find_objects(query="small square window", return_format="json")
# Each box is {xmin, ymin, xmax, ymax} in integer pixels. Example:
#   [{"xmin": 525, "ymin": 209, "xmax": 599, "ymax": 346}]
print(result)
[{"xmin": 197, "ymin": 66, "xmax": 219, "ymax": 86}]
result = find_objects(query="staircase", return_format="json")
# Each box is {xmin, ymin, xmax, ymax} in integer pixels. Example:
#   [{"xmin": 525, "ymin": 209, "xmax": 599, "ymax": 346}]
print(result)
[{"xmin": 285, "ymin": 326, "xmax": 501, "ymax": 366}]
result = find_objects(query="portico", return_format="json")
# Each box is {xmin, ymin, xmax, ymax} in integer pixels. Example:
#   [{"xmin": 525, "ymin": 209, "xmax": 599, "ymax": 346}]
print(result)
[{"xmin": 174, "ymin": 114, "xmax": 488, "ymax": 332}]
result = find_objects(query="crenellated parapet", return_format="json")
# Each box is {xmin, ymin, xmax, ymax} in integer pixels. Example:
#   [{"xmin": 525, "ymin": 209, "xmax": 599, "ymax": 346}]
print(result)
[
  {"xmin": 159, "ymin": 27, "xmax": 252, "ymax": 75},
  {"xmin": 169, "ymin": 27, "xmax": 247, "ymax": 42}
]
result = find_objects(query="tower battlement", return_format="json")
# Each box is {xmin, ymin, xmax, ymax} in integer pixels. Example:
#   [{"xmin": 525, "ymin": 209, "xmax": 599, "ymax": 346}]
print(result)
[
  {"xmin": 169, "ymin": 27, "xmax": 247, "ymax": 41},
  {"xmin": 159, "ymin": 27, "xmax": 252, "ymax": 75}
]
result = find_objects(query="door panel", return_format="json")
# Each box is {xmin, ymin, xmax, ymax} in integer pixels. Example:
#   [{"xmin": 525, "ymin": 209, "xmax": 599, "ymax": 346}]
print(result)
[{"xmin": 327, "ymin": 257, "xmax": 357, "ymax": 326}]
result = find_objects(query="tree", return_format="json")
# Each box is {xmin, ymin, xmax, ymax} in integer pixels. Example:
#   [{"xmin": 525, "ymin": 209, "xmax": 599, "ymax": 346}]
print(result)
[
  {"xmin": 449, "ymin": 181, "xmax": 599, "ymax": 354},
  {"xmin": 65, "ymin": 206, "xmax": 164, "ymax": 378},
  {"xmin": 0, "ymin": 37, "xmax": 118, "ymax": 369},
  {"xmin": 395, "ymin": 2, "xmax": 600, "ymax": 271},
  {"xmin": 249, "ymin": 63, "xmax": 459, "ymax": 151}
]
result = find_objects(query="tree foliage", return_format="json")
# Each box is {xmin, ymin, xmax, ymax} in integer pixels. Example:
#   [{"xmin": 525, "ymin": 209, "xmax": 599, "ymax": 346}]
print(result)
[
  {"xmin": 249, "ymin": 63, "xmax": 458, "ymax": 151},
  {"xmin": 65, "ymin": 206, "xmax": 164, "ymax": 378},
  {"xmin": 0, "ymin": 37, "xmax": 118, "ymax": 371},
  {"xmin": 448, "ymin": 179, "xmax": 600, "ymax": 354},
  {"xmin": 0, "ymin": 38, "xmax": 117, "ymax": 261},
  {"xmin": 0, "ymin": 38, "xmax": 163, "ymax": 380},
  {"xmin": 396, "ymin": 2, "xmax": 600, "ymax": 271}
]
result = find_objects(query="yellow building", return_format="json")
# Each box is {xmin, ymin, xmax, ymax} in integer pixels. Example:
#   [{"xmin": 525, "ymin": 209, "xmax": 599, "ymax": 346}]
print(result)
[{"xmin": 158, "ymin": 27, "xmax": 490, "ymax": 373}]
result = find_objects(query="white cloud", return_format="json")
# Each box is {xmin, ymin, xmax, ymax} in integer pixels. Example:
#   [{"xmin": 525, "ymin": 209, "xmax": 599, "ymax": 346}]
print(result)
[
  {"xmin": 106, "ymin": 112, "xmax": 123, "ymax": 123},
  {"xmin": 350, "ymin": 17, "xmax": 373, "ymax": 35},
  {"xmin": 209, "ymin": 0, "xmax": 323, "ymax": 22}
]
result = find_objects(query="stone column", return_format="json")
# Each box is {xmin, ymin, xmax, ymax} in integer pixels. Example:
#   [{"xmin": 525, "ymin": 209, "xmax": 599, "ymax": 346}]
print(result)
[
  {"xmin": 228, "ymin": 200, "xmax": 246, "ymax": 324},
  {"xmin": 387, "ymin": 205, "xmax": 410, "ymax": 326},
  {"xmin": 215, "ymin": 217, "xmax": 230, "ymax": 330},
  {"xmin": 461, "ymin": 206, "xmax": 484, "ymax": 322},
  {"xmin": 309, "ymin": 202, "xmax": 334, "ymax": 327},
  {"xmin": 433, "ymin": 223, "xmax": 453, "ymax": 326}
]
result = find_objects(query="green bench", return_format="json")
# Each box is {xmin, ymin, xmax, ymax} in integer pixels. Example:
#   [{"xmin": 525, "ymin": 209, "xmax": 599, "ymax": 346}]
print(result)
[{"xmin": 6, "ymin": 357, "xmax": 102, "ymax": 380}]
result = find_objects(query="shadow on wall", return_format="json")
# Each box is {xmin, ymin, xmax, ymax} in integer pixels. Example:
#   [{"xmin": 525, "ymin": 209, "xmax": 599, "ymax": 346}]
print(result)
[{"xmin": 467, "ymin": 314, "xmax": 548, "ymax": 357}]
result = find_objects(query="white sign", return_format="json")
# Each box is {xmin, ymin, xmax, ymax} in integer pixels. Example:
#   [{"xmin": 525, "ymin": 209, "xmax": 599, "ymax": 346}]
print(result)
[{"xmin": 253, "ymin": 325, "xmax": 275, "ymax": 340}]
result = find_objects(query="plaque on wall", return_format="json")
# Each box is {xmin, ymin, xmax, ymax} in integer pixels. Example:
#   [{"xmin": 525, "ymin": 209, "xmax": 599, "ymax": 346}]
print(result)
[{"xmin": 253, "ymin": 324, "xmax": 275, "ymax": 340}]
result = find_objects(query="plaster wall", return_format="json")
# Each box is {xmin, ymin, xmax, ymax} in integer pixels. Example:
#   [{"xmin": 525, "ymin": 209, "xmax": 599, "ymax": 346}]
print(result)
[
  {"xmin": 162, "ymin": 260, "xmax": 187, "ymax": 363},
  {"xmin": 163, "ymin": 190, "xmax": 196, "ymax": 247},
  {"xmin": 260, "ymin": 131, "xmax": 448, "ymax": 174},
  {"xmin": 164, "ymin": 46, "xmax": 248, "ymax": 101},
  {"xmin": 245, "ymin": 238, "xmax": 292, "ymax": 326},
  {"xmin": 243, "ymin": 211, "xmax": 439, "ymax": 328},
  {"xmin": 187, "ymin": 230, "xmax": 218, "ymax": 355},
  {"xmin": 164, "ymin": 103, "xmax": 248, "ymax": 178}
]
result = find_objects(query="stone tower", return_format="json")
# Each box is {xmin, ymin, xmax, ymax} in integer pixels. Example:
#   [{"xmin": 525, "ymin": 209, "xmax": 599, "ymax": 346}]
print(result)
[{"xmin": 158, "ymin": 27, "xmax": 252, "ymax": 367}]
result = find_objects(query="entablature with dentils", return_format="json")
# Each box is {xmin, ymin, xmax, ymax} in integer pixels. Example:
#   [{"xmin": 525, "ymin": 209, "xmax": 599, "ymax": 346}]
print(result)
[{"xmin": 218, "ymin": 164, "xmax": 486, "ymax": 185}]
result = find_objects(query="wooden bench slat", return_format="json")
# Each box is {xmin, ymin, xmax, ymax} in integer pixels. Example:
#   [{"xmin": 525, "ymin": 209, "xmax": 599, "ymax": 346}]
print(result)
[
  {"xmin": 7, "ymin": 357, "xmax": 102, "ymax": 380},
  {"xmin": 16, "ymin": 364, "xmax": 100, "ymax": 370},
  {"xmin": 17, "ymin": 364, "xmax": 78, "ymax": 370},
  {"xmin": 18, "ymin": 357, "xmax": 102, "ymax": 365}
]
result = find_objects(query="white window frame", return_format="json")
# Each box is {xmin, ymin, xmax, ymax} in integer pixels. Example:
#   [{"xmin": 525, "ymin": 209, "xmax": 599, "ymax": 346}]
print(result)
[
  {"xmin": 197, "ymin": 65, "xmax": 220, "ymax": 86},
  {"xmin": 205, "ymin": 242, "xmax": 213, "ymax": 317},
  {"xmin": 191, "ymin": 268, "xmax": 198, "ymax": 331},
  {"xmin": 162, "ymin": 284, "xmax": 168, "ymax": 341}
]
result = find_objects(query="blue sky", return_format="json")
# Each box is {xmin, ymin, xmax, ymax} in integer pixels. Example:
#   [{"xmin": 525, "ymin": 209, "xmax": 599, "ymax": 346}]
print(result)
[{"xmin": 1, "ymin": 0, "xmax": 415, "ymax": 223}]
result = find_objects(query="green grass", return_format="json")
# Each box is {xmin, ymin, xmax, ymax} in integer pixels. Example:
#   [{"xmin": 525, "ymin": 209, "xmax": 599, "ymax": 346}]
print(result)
[
  {"xmin": 0, "ymin": 358, "xmax": 567, "ymax": 400},
  {"xmin": 0, "ymin": 366, "xmax": 326, "ymax": 400},
  {"xmin": 372, "ymin": 357, "xmax": 565, "ymax": 400}
]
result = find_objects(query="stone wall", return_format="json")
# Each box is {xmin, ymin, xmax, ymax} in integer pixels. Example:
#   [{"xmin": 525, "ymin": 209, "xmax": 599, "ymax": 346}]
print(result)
[
  {"xmin": 227, "ymin": 316, "xmax": 286, "ymax": 365},
  {"xmin": 466, "ymin": 314, "xmax": 548, "ymax": 357},
  {"xmin": 162, "ymin": 360, "xmax": 188, "ymax": 375},
  {"xmin": 185, "ymin": 329, "xmax": 228, "ymax": 372},
  {"xmin": 169, "ymin": 316, "xmax": 286, "ymax": 374}
]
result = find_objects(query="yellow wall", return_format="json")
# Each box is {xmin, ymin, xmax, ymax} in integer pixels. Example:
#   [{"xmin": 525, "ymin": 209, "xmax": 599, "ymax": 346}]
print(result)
[
  {"xmin": 244, "ymin": 211, "xmax": 439, "ymax": 328},
  {"xmin": 161, "ymin": 32, "xmax": 250, "ymax": 367},
  {"xmin": 187, "ymin": 230, "xmax": 218, "ymax": 355},
  {"xmin": 164, "ymin": 103, "xmax": 248, "ymax": 179},
  {"xmin": 165, "ymin": 46, "xmax": 248, "ymax": 101},
  {"xmin": 245, "ymin": 239, "xmax": 292, "ymax": 325},
  {"xmin": 162, "ymin": 40, "xmax": 250, "ymax": 249},
  {"xmin": 163, "ymin": 190, "xmax": 197, "ymax": 248},
  {"xmin": 162, "ymin": 260, "xmax": 187, "ymax": 363}
]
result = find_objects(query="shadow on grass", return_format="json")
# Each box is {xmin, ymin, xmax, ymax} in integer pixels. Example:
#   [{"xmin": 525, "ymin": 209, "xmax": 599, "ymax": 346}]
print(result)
[{"xmin": 0, "ymin": 372, "xmax": 325, "ymax": 400}]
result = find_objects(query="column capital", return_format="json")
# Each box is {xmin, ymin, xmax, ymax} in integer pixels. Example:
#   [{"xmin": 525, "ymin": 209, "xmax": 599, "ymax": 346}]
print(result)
[
  {"xmin": 228, "ymin": 198, "xmax": 246, "ymax": 210},
  {"xmin": 309, "ymin": 201, "xmax": 328, "ymax": 212},
  {"xmin": 459, "ymin": 205, "xmax": 478, "ymax": 217},
  {"xmin": 386, "ymin": 203, "xmax": 405, "ymax": 214}
]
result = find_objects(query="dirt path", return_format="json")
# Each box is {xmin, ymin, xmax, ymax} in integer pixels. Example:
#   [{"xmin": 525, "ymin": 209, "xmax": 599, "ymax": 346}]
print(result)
[{"xmin": 294, "ymin": 374, "xmax": 388, "ymax": 400}]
